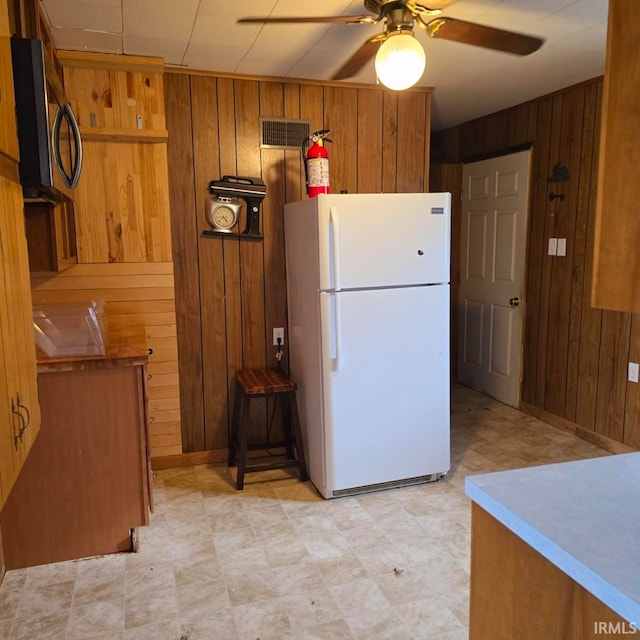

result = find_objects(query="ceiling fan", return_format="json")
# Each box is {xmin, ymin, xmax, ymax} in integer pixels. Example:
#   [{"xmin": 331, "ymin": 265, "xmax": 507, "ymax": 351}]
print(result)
[{"xmin": 238, "ymin": 0, "xmax": 544, "ymax": 88}]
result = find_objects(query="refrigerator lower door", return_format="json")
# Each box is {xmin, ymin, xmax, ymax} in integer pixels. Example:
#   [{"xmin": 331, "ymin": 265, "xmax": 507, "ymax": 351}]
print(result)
[{"xmin": 319, "ymin": 285, "xmax": 450, "ymax": 498}]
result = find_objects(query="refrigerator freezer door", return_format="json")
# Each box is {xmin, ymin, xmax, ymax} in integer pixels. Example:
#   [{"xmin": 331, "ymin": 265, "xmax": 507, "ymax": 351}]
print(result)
[
  {"xmin": 317, "ymin": 193, "xmax": 451, "ymax": 291},
  {"xmin": 319, "ymin": 284, "xmax": 450, "ymax": 497}
]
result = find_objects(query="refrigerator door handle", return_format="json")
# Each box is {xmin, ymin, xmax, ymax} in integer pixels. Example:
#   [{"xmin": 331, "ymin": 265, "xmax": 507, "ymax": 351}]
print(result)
[
  {"xmin": 334, "ymin": 292, "xmax": 343, "ymax": 371},
  {"xmin": 322, "ymin": 292, "xmax": 344, "ymax": 372},
  {"xmin": 329, "ymin": 206, "xmax": 341, "ymax": 291}
]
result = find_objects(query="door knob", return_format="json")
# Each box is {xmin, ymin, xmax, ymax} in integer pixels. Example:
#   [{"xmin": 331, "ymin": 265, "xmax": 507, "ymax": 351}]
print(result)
[{"xmin": 509, "ymin": 297, "xmax": 520, "ymax": 307}]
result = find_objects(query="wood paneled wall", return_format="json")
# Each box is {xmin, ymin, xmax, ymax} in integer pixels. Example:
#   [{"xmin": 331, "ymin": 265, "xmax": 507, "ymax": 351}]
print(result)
[
  {"xmin": 73, "ymin": 141, "xmax": 172, "ymax": 263},
  {"xmin": 431, "ymin": 77, "xmax": 640, "ymax": 450},
  {"xmin": 165, "ymin": 72, "xmax": 432, "ymax": 453},
  {"xmin": 30, "ymin": 263, "xmax": 181, "ymax": 457}
]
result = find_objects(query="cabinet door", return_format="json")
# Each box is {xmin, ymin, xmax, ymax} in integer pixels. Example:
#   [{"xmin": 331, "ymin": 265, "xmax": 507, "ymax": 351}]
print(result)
[
  {"xmin": 1, "ymin": 365, "xmax": 149, "ymax": 569},
  {"xmin": 0, "ymin": 175, "xmax": 41, "ymax": 501},
  {"xmin": 61, "ymin": 64, "xmax": 166, "ymax": 133},
  {"xmin": 592, "ymin": 0, "xmax": 640, "ymax": 312},
  {"xmin": 0, "ymin": 1, "xmax": 18, "ymax": 162},
  {"xmin": 0, "ymin": 247, "xmax": 14, "ymax": 507},
  {"xmin": 73, "ymin": 140, "xmax": 172, "ymax": 263}
]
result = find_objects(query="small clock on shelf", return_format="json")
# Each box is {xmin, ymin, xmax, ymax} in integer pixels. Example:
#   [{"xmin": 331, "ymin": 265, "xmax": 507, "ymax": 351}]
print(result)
[{"xmin": 205, "ymin": 195, "xmax": 242, "ymax": 232}]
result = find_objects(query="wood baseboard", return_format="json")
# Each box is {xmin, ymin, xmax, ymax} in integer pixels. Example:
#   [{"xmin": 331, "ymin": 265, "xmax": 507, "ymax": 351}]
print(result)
[
  {"xmin": 0, "ymin": 527, "xmax": 5, "ymax": 586},
  {"xmin": 151, "ymin": 446, "xmax": 290, "ymax": 470},
  {"xmin": 151, "ymin": 449, "xmax": 228, "ymax": 470},
  {"xmin": 519, "ymin": 402, "xmax": 636, "ymax": 455}
]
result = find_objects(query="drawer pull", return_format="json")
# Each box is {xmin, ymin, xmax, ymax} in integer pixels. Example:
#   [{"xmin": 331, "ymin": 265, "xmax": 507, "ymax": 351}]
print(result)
[
  {"xmin": 148, "ymin": 347, "xmax": 154, "ymax": 356},
  {"xmin": 11, "ymin": 396, "xmax": 27, "ymax": 449},
  {"xmin": 16, "ymin": 393, "xmax": 31, "ymax": 429}
]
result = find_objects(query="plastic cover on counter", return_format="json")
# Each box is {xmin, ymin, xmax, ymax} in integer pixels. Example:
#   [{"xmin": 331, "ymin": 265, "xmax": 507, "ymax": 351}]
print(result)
[{"xmin": 33, "ymin": 301, "xmax": 106, "ymax": 357}]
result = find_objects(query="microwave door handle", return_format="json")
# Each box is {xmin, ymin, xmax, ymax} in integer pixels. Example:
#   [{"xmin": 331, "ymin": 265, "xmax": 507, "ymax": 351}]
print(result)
[
  {"xmin": 51, "ymin": 105, "xmax": 72, "ymax": 188},
  {"xmin": 51, "ymin": 104, "xmax": 83, "ymax": 189},
  {"xmin": 65, "ymin": 103, "xmax": 83, "ymax": 188}
]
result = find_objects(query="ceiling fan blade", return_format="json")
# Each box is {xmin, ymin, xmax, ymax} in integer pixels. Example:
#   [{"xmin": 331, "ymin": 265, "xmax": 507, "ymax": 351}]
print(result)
[
  {"xmin": 238, "ymin": 15, "xmax": 378, "ymax": 25},
  {"xmin": 424, "ymin": 17, "xmax": 544, "ymax": 55},
  {"xmin": 332, "ymin": 34, "xmax": 387, "ymax": 80}
]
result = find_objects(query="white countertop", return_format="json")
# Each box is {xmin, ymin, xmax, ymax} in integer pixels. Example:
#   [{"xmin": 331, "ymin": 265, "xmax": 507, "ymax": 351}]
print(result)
[{"xmin": 465, "ymin": 452, "xmax": 640, "ymax": 625}]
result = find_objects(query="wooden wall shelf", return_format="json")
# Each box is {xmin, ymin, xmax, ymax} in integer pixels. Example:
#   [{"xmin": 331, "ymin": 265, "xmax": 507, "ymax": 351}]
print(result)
[
  {"xmin": 80, "ymin": 127, "xmax": 169, "ymax": 143},
  {"xmin": 202, "ymin": 230, "xmax": 263, "ymax": 240}
]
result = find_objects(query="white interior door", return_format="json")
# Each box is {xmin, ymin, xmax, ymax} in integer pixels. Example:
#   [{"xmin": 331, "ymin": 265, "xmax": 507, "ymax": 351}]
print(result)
[{"xmin": 458, "ymin": 150, "xmax": 531, "ymax": 407}]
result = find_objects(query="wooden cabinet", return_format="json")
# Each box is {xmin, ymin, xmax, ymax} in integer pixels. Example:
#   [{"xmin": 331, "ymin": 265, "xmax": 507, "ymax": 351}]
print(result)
[
  {"xmin": 0, "ymin": 33, "xmax": 18, "ymax": 163},
  {"xmin": 0, "ymin": 0, "xmax": 41, "ymax": 510},
  {"xmin": 24, "ymin": 202, "xmax": 77, "ymax": 272},
  {"xmin": 0, "ymin": 322, "xmax": 152, "ymax": 569},
  {"xmin": 0, "ymin": 176, "xmax": 42, "ymax": 510},
  {"xmin": 72, "ymin": 139, "xmax": 172, "ymax": 262},
  {"xmin": 56, "ymin": 50, "xmax": 172, "ymax": 263},
  {"xmin": 592, "ymin": 0, "xmax": 640, "ymax": 313},
  {"xmin": 469, "ymin": 504, "xmax": 631, "ymax": 639},
  {"xmin": 0, "ymin": 0, "xmax": 17, "ymax": 163},
  {"xmin": 58, "ymin": 50, "xmax": 167, "ymax": 141}
]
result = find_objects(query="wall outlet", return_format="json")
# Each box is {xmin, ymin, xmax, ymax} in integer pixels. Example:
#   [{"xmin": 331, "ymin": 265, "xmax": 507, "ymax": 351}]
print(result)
[
  {"xmin": 628, "ymin": 362, "xmax": 639, "ymax": 383},
  {"xmin": 273, "ymin": 327, "xmax": 284, "ymax": 346}
]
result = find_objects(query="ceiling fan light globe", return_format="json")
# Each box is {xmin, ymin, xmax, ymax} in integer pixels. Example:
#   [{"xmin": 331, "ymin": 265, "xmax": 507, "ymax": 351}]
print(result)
[{"xmin": 375, "ymin": 32, "xmax": 426, "ymax": 91}]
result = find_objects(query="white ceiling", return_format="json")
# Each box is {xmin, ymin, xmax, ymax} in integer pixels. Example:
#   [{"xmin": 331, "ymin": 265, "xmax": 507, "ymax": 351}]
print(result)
[{"xmin": 39, "ymin": 0, "xmax": 609, "ymax": 131}]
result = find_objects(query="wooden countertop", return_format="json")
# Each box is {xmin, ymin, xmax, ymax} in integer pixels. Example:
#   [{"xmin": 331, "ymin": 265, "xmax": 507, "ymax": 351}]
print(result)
[{"xmin": 37, "ymin": 316, "xmax": 149, "ymax": 373}]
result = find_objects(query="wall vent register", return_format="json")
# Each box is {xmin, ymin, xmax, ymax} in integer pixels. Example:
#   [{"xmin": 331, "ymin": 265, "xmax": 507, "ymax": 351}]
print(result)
[{"xmin": 261, "ymin": 118, "xmax": 311, "ymax": 149}]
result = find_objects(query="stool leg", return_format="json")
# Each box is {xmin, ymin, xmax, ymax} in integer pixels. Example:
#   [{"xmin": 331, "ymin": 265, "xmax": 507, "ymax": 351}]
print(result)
[
  {"xmin": 280, "ymin": 394, "xmax": 295, "ymax": 460},
  {"xmin": 290, "ymin": 393, "xmax": 308, "ymax": 482},
  {"xmin": 228, "ymin": 382, "xmax": 242, "ymax": 466},
  {"xmin": 235, "ymin": 394, "xmax": 251, "ymax": 490}
]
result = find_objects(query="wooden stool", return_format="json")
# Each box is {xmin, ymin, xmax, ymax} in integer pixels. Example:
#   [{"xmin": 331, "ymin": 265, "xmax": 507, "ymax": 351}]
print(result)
[{"xmin": 228, "ymin": 368, "xmax": 308, "ymax": 490}]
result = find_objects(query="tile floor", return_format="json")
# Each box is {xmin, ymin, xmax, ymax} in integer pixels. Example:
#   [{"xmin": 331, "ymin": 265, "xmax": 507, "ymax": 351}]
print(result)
[{"xmin": 0, "ymin": 385, "xmax": 609, "ymax": 640}]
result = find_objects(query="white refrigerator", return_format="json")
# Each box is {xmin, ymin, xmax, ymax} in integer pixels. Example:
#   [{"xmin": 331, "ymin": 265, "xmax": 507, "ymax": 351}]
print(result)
[{"xmin": 284, "ymin": 193, "xmax": 451, "ymax": 499}]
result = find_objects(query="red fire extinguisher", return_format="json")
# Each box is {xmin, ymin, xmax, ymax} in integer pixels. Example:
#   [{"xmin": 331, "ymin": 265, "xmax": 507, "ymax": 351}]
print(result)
[{"xmin": 303, "ymin": 129, "xmax": 331, "ymax": 198}]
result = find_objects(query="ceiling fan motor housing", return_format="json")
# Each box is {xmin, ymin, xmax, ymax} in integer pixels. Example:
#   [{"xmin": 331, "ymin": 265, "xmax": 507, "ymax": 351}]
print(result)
[{"xmin": 367, "ymin": 0, "xmax": 414, "ymax": 25}]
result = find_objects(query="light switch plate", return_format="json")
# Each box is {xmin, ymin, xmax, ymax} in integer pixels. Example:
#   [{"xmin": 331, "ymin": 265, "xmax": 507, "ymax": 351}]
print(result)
[
  {"xmin": 557, "ymin": 238, "xmax": 567, "ymax": 256},
  {"xmin": 548, "ymin": 238, "xmax": 558, "ymax": 256},
  {"xmin": 629, "ymin": 362, "xmax": 639, "ymax": 383}
]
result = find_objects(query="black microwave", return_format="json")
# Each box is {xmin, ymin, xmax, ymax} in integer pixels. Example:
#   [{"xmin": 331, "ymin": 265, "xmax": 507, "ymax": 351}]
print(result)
[{"xmin": 10, "ymin": 37, "xmax": 83, "ymax": 204}]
